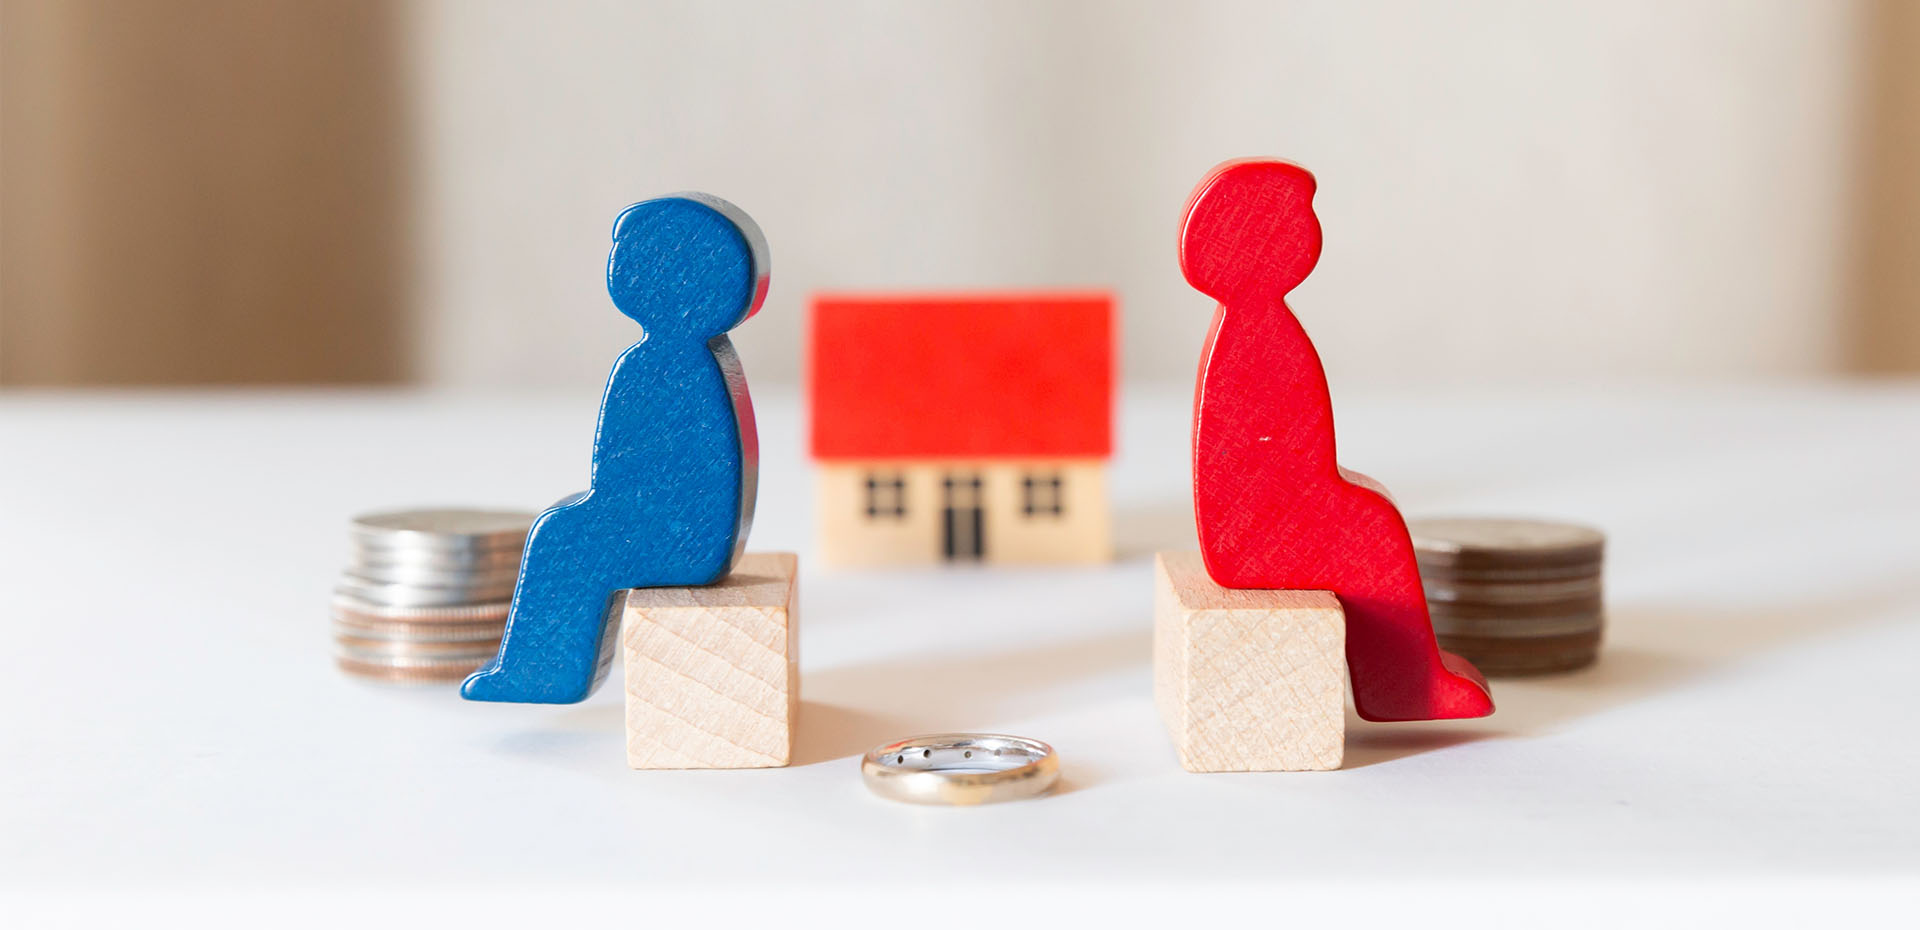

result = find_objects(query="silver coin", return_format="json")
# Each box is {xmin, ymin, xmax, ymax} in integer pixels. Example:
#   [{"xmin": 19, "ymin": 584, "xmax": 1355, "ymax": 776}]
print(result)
[
  {"xmin": 349, "ymin": 508, "xmax": 535, "ymax": 551},
  {"xmin": 347, "ymin": 561, "xmax": 522, "ymax": 587},
  {"xmin": 334, "ymin": 636, "xmax": 503, "ymax": 662},
  {"xmin": 352, "ymin": 536, "xmax": 528, "ymax": 560},
  {"xmin": 329, "ymin": 594, "xmax": 512, "ymax": 622},
  {"xmin": 1409, "ymin": 517, "xmax": 1604, "ymax": 570},
  {"xmin": 335, "ymin": 572, "xmax": 520, "ymax": 608},
  {"xmin": 349, "ymin": 543, "xmax": 526, "ymax": 573},
  {"xmin": 330, "ymin": 615, "xmax": 507, "ymax": 643}
]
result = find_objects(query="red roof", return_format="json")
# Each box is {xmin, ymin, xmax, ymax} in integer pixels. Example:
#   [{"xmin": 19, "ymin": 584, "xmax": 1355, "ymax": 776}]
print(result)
[{"xmin": 809, "ymin": 292, "xmax": 1113, "ymax": 460}]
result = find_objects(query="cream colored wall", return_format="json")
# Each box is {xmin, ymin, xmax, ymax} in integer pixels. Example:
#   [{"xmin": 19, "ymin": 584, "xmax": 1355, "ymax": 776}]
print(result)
[
  {"xmin": 981, "ymin": 462, "xmax": 1110, "ymax": 565},
  {"xmin": 6, "ymin": 1, "xmax": 1908, "ymax": 386},
  {"xmin": 817, "ymin": 461, "xmax": 1110, "ymax": 566},
  {"xmin": 817, "ymin": 464, "xmax": 943, "ymax": 566},
  {"xmin": 408, "ymin": 0, "xmax": 1869, "ymax": 388}
]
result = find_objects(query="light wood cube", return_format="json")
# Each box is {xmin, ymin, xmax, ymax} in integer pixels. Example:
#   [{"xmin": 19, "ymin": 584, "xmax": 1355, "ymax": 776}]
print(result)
[
  {"xmin": 622, "ymin": 552, "xmax": 798, "ymax": 769},
  {"xmin": 1153, "ymin": 551, "xmax": 1346, "ymax": 772}
]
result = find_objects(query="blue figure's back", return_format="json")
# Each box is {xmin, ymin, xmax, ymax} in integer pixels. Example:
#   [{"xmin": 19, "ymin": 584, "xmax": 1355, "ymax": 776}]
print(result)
[{"xmin": 462, "ymin": 194, "xmax": 767, "ymax": 705}]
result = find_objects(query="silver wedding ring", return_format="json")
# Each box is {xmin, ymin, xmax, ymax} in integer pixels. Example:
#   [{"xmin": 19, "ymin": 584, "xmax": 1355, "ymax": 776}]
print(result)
[{"xmin": 861, "ymin": 734, "xmax": 1060, "ymax": 806}]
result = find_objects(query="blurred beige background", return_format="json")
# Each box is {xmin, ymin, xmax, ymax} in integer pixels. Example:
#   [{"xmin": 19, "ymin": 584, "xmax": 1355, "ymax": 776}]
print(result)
[{"xmin": 4, "ymin": 0, "xmax": 1917, "ymax": 387}]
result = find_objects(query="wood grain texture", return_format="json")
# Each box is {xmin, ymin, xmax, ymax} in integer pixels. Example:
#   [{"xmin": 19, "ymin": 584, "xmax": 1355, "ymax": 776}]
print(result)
[
  {"xmin": 623, "ymin": 552, "xmax": 798, "ymax": 769},
  {"xmin": 1179, "ymin": 159, "xmax": 1492, "ymax": 722},
  {"xmin": 815, "ymin": 461, "xmax": 1109, "ymax": 566},
  {"xmin": 463, "ymin": 194, "xmax": 769, "ymax": 705},
  {"xmin": 1153, "ymin": 552, "xmax": 1345, "ymax": 772}
]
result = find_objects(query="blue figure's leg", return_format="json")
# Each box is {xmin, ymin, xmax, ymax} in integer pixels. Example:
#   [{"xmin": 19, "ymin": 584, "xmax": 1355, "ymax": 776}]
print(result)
[{"xmin": 461, "ymin": 499, "xmax": 633, "ymax": 704}]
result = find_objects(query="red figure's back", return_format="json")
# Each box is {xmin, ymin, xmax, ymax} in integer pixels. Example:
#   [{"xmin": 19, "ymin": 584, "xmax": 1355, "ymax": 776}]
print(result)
[{"xmin": 1180, "ymin": 160, "xmax": 1493, "ymax": 722}]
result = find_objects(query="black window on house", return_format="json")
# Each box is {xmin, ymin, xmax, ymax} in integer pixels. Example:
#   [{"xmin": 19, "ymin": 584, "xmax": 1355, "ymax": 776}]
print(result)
[
  {"xmin": 864, "ymin": 472, "xmax": 906, "ymax": 519},
  {"xmin": 1022, "ymin": 471, "xmax": 1065, "ymax": 518}
]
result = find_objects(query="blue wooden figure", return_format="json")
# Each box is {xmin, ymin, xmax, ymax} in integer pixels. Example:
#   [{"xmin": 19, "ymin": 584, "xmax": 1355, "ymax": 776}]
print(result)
[{"xmin": 461, "ymin": 193, "xmax": 767, "ymax": 704}]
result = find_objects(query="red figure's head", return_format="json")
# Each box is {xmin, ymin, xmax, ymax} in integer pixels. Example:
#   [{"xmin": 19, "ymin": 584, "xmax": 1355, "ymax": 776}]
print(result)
[{"xmin": 1179, "ymin": 160, "xmax": 1321, "ymax": 303}]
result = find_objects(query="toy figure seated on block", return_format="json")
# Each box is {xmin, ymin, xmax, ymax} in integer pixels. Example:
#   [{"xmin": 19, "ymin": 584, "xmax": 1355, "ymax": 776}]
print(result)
[
  {"xmin": 1151, "ymin": 158, "xmax": 1494, "ymax": 774},
  {"xmin": 1154, "ymin": 553, "xmax": 1346, "ymax": 772},
  {"xmin": 1178, "ymin": 159, "xmax": 1493, "ymax": 725},
  {"xmin": 809, "ymin": 293, "xmax": 1113, "ymax": 566},
  {"xmin": 461, "ymin": 192, "xmax": 768, "ymax": 706},
  {"xmin": 624, "ymin": 552, "xmax": 798, "ymax": 769}
]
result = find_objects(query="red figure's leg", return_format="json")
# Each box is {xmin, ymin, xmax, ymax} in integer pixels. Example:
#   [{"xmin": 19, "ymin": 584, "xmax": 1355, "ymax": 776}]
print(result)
[
  {"xmin": 1332, "ymin": 487, "xmax": 1493, "ymax": 721},
  {"xmin": 1203, "ymin": 480, "xmax": 1493, "ymax": 721}
]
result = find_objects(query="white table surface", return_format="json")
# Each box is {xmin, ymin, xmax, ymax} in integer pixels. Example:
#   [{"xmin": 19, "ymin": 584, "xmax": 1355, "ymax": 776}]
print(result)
[{"xmin": 3, "ymin": 382, "xmax": 1917, "ymax": 919}]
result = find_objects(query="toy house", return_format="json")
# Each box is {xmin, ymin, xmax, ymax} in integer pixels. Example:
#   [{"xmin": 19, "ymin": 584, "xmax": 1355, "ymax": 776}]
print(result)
[{"xmin": 808, "ymin": 293, "xmax": 1114, "ymax": 565}]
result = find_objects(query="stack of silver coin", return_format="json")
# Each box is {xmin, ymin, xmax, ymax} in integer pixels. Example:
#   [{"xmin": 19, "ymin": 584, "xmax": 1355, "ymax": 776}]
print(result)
[
  {"xmin": 1409, "ymin": 517, "xmax": 1606, "ymax": 677},
  {"xmin": 332, "ymin": 509, "xmax": 534, "ymax": 684}
]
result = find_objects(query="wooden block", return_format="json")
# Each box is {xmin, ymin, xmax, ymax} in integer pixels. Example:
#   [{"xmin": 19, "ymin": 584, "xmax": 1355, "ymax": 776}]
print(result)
[
  {"xmin": 1154, "ymin": 551, "xmax": 1345, "ymax": 772},
  {"xmin": 623, "ymin": 552, "xmax": 798, "ymax": 769},
  {"xmin": 1178, "ymin": 159, "xmax": 1492, "ymax": 722}
]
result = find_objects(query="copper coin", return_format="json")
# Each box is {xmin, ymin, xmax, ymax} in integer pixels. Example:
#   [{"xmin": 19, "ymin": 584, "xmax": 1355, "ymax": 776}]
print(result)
[
  {"xmin": 1436, "ymin": 631, "xmax": 1601, "ymax": 676},
  {"xmin": 1422, "ymin": 574, "xmax": 1603, "ymax": 606},
  {"xmin": 333, "ymin": 635, "xmax": 502, "ymax": 660},
  {"xmin": 335, "ymin": 657, "xmax": 481, "ymax": 685},
  {"xmin": 332, "ymin": 643, "xmax": 494, "ymax": 668},
  {"xmin": 1411, "ymin": 516, "xmax": 1607, "ymax": 676},
  {"xmin": 1428, "ymin": 606, "xmax": 1603, "ymax": 639},
  {"xmin": 1409, "ymin": 517, "xmax": 1604, "ymax": 572}
]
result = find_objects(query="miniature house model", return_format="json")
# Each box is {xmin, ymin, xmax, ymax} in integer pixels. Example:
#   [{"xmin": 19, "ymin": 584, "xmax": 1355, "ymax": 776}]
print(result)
[{"xmin": 809, "ymin": 293, "xmax": 1113, "ymax": 565}]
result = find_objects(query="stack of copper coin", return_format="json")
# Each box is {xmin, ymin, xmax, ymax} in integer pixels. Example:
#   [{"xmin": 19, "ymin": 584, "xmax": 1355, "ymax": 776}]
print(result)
[
  {"xmin": 1409, "ymin": 517, "xmax": 1606, "ymax": 677},
  {"xmin": 332, "ymin": 509, "xmax": 533, "ymax": 684}
]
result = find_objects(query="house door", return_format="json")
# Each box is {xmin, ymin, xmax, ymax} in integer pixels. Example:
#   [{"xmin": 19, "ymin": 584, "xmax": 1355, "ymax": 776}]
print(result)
[{"xmin": 941, "ymin": 472, "xmax": 985, "ymax": 560}]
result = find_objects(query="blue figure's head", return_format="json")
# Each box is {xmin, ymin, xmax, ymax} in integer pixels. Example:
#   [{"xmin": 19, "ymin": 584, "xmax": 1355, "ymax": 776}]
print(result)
[{"xmin": 607, "ymin": 193, "xmax": 769, "ymax": 343}]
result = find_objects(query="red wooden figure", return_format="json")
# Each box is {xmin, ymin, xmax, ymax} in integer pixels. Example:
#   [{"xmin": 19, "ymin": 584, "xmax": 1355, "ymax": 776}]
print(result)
[{"xmin": 1180, "ymin": 159, "xmax": 1493, "ymax": 722}]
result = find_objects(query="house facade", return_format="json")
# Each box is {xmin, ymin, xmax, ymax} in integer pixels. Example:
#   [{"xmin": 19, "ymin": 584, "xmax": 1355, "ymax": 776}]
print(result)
[{"xmin": 809, "ymin": 292, "xmax": 1113, "ymax": 565}]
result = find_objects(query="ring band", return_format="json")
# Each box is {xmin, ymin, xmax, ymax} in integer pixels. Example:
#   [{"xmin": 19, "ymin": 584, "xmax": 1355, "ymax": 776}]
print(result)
[{"xmin": 861, "ymin": 734, "xmax": 1060, "ymax": 806}]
